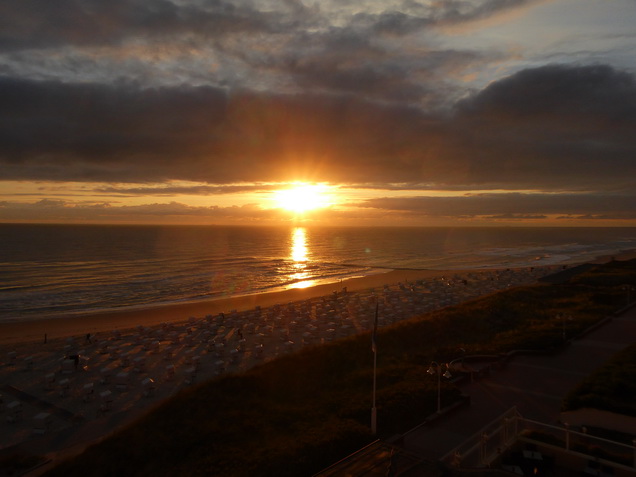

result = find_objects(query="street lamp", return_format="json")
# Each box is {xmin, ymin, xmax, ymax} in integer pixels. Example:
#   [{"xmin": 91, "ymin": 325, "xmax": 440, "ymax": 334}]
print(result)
[{"xmin": 427, "ymin": 361, "xmax": 452, "ymax": 413}]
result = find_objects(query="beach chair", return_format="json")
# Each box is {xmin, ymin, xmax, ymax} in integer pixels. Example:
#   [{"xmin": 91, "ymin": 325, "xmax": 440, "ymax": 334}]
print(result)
[
  {"xmin": 214, "ymin": 360, "xmax": 225, "ymax": 374},
  {"xmin": 59, "ymin": 378, "xmax": 70, "ymax": 397},
  {"xmin": 184, "ymin": 366, "xmax": 197, "ymax": 385},
  {"xmin": 119, "ymin": 352, "xmax": 131, "ymax": 368},
  {"xmin": 115, "ymin": 372, "xmax": 130, "ymax": 391},
  {"xmin": 33, "ymin": 412, "xmax": 51, "ymax": 434},
  {"xmin": 61, "ymin": 357, "xmax": 77, "ymax": 374},
  {"xmin": 100, "ymin": 367, "xmax": 113, "ymax": 384},
  {"xmin": 98, "ymin": 341, "xmax": 110, "ymax": 354},
  {"xmin": 165, "ymin": 364, "xmax": 175, "ymax": 381},
  {"xmin": 109, "ymin": 348, "xmax": 119, "ymax": 361},
  {"xmin": 6, "ymin": 400, "xmax": 22, "ymax": 423},
  {"xmin": 133, "ymin": 356, "xmax": 146, "ymax": 373},
  {"xmin": 142, "ymin": 378, "xmax": 156, "ymax": 397},
  {"xmin": 83, "ymin": 383, "xmax": 94, "ymax": 402},
  {"xmin": 99, "ymin": 390, "xmax": 113, "ymax": 413},
  {"xmin": 44, "ymin": 372, "xmax": 56, "ymax": 390},
  {"xmin": 23, "ymin": 355, "xmax": 34, "ymax": 371}
]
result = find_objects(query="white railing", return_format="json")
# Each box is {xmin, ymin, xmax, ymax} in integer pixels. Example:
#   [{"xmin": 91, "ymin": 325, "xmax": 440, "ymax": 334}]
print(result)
[{"xmin": 441, "ymin": 407, "xmax": 636, "ymax": 474}]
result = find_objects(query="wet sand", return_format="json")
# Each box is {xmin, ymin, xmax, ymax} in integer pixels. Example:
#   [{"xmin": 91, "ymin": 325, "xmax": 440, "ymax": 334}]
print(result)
[{"xmin": 0, "ymin": 269, "xmax": 475, "ymax": 346}]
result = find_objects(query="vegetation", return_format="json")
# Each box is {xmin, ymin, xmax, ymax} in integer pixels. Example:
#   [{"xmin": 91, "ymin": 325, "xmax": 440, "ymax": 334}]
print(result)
[
  {"xmin": 562, "ymin": 343, "xmax": 636, "ymax": 417},
  {"xmin": 44, "ymin": 259, "xmax": 636, "ymax": 476}
]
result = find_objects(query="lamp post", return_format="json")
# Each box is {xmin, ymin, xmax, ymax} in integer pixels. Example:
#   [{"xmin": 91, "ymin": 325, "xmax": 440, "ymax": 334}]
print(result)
[{"xmin": 427, "ymin": 361, "xmax": 452, "ymax": 413}]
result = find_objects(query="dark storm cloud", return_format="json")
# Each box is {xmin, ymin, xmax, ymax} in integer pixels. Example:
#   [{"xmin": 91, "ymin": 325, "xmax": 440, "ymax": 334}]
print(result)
[
  {"xmin": 451, "ymin": 64, "xmax": 636, "ymax": 189},
  {"xmin": 1, "ymin": 63, "xmax": 635, "ymax": 194},
  {"xmin": 0, "ymin": 0, "xmax": 273, "ymax": 52},
  {"xmin": 0, "ymin": 0, "xmax": 539, "ymax": 53}
]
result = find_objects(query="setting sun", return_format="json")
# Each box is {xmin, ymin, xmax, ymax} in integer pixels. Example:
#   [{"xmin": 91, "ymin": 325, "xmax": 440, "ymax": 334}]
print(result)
[{"xmin": 273, "ymin": 183, "xmax": 333, "ymax": 213}]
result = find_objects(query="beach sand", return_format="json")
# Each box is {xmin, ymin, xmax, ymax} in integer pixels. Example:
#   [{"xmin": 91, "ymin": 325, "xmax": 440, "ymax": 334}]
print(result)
[
  {"xmin": 0, "ymin": 269, "xmax": 473, "ymax": 346},
  {"xmin": 0, "ymin": 254, "xmax": 632, "ymax": 471}
]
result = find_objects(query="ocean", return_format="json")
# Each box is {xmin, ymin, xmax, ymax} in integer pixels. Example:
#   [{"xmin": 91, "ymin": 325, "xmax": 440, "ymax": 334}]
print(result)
[{"xmin": 1, "ymin": 224, "xmax": 635, "ymax": 323}]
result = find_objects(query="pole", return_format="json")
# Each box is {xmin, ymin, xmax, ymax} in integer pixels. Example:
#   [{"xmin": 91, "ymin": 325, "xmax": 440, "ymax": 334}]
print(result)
[
  {"xmin": 371, "ymin": 347, "xmax": 377, "ymax": 434},
  {"xmin": 371, "ymin": 300, "xmax": 378, "ymax": 435},
  {"xmin": 437, "ymin": 367, "xmax": 441, "ymax": 413}
]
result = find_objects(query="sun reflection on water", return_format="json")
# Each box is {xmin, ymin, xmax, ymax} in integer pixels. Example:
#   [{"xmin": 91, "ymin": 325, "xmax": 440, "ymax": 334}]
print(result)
[
  {"xmin": 291, "ymin": 227, "xmax": 308, "ymax": 262},
  {"xmin": 289, "ymin": 227, "xmax": 315, "ymax": 289}
]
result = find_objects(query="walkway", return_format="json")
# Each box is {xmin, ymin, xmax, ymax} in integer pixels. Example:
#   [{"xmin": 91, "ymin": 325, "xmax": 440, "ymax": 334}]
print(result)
[{"xmin": 401, "ymin": 306, "xmax": 636, "ymax": 461}]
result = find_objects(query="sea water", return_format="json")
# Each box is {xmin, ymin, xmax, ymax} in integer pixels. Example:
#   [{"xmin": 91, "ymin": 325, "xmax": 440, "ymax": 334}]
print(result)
[{"xmin": 1, "ymin": 224, "xmax": 635, "ymax": 322}]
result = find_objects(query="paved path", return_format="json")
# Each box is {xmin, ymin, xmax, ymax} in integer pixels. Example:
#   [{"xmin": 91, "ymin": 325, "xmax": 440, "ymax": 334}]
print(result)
[{"xmin": 401, "ymin": 306, "xmax": 636, "ymax": 461}]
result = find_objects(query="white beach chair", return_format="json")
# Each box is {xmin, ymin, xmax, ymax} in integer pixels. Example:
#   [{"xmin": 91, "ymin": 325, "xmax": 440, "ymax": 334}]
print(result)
[
  {"xmin": 115, "ymin": 372, "xmax": 130, "ymax": 391},
  {"xmin": 119, "ymin": 352, "xmax": 131, "ymax": 368},
  {"xmin": 6, "ymin": 400, "xmax": 22, "ymax": 423},
  {"xmin": 83, "ymin": 383, "xmax": 95, "ymax": 402},
  {"xmin": 33, "ymin": 412, "xmax": 51, "ymax": 434},
  {"xmin": 44, "ymin": 372, "xmax": 56, "ymax": 390},
  {"xmin": 99, "ymin": 390, "xmax": 113, "ymax": 413},
  {"xmin": 59, "ymin": 378, "xmax": 70, "ymax": 397},
  {"xmin": 165, "ymin": 364, "xmax": 175, "ymax": 381},
  {"xmin": 60, "ymin": 356, "xmax": 76, "ymax": 374},
  {"xmin": 214, "ymin": 360, "xmax": 225, "ymax": 374},
  {"xmin": 100, "ymin": 367, "xmax": 113, "ymax": 384},
  {"xmin": 184, "ymin": 349, "xmax": 195, "ymax": 364},
  {"xmin": 142, "ymin": 378, "xmax": 156, "ymax": 397},
  {"xmin": 184, "ymin": 366, "xmax": 197, "ymax": 385},
  {"xmin": 133, "ymin": 356, "xmax": 146, "ymax": 373}
]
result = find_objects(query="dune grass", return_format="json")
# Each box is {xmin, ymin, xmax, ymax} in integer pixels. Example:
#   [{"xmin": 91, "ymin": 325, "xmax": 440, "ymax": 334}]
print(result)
[
  {"xmin": 562, "ymin": 343, "xmax": 636, "ymax": 417},
  {"xmin": 44, "ymin": 260, "xmax": 636, "ymax": 476}
]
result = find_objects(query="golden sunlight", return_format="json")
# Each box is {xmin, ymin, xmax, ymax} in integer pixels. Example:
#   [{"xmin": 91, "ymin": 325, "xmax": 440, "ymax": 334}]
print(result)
[
  {"xmin": 291, "ymin": 227, "xmax": 308, "ymax": 262},
  {"xmin": 289, "ymin": 227, "xmax": 315, "ymax": 289},
  {"xmin": 273, "ymin": 183, "xmax": 332, "ymax": 213}
]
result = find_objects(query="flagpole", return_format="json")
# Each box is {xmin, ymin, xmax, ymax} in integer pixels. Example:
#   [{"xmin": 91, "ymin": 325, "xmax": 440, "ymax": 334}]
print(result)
[{"xmin": 371, "ymin": 299, "xmax": 378, "ymax": 435}]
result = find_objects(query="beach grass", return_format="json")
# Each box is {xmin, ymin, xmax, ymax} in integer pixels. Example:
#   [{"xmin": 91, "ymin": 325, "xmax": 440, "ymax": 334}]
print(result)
[
  {"xmin": 41, "ymin": 259, "xmax": 636, "ymax": 476},
  {"xmin": 562, "ymin": 342, "xmax": 636, "ymax": 417}
]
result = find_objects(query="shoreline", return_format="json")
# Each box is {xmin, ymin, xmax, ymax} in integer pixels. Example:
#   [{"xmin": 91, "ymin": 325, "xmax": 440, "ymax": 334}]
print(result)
[
  {"xmin": 0, "ymin": 268, "xmax": 468, "ymax": 345},
  {"xmin": 2, "ymin": 249, "xmax": 635, "ymax": 347}
]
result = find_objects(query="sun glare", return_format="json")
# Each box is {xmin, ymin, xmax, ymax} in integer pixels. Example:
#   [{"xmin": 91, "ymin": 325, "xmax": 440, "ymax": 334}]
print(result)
[{"xmin": 274, "ymin": 183, "xmax": 332, "ymax": 213}]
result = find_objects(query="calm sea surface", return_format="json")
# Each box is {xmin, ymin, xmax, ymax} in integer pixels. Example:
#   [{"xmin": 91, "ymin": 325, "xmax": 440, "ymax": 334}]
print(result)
[{"xmin": 1, "ymin": 224, "xmax": 635, "ymax": 322}]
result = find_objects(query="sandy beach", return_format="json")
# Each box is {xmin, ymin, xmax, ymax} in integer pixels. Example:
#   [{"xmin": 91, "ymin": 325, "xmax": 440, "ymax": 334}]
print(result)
[
  {"xmin": 0, "ymin": 255, "xmax": 632, "ymax": 473},
  {"xmin": 0, "ymin": 268, "xmax": 491, "ymax": 346}
]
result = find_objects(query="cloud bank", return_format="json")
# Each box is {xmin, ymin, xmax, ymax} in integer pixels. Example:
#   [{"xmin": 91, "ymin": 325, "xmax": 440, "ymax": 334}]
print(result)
[{"xmin": 1, "ymin": 0, "xmax": 635, "ymax": 223}]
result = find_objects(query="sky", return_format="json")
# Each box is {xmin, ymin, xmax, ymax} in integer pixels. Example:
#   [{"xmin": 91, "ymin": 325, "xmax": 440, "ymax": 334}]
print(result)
[{"xmin": 1, "ymin": 0, "xmax": 635, "ymax": 226}]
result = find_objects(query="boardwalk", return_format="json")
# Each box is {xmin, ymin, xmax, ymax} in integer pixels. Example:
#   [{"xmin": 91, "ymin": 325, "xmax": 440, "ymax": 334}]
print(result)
[{"xmin": 400, "ymin": 305, "xmax": 636, "ymax": 462}]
